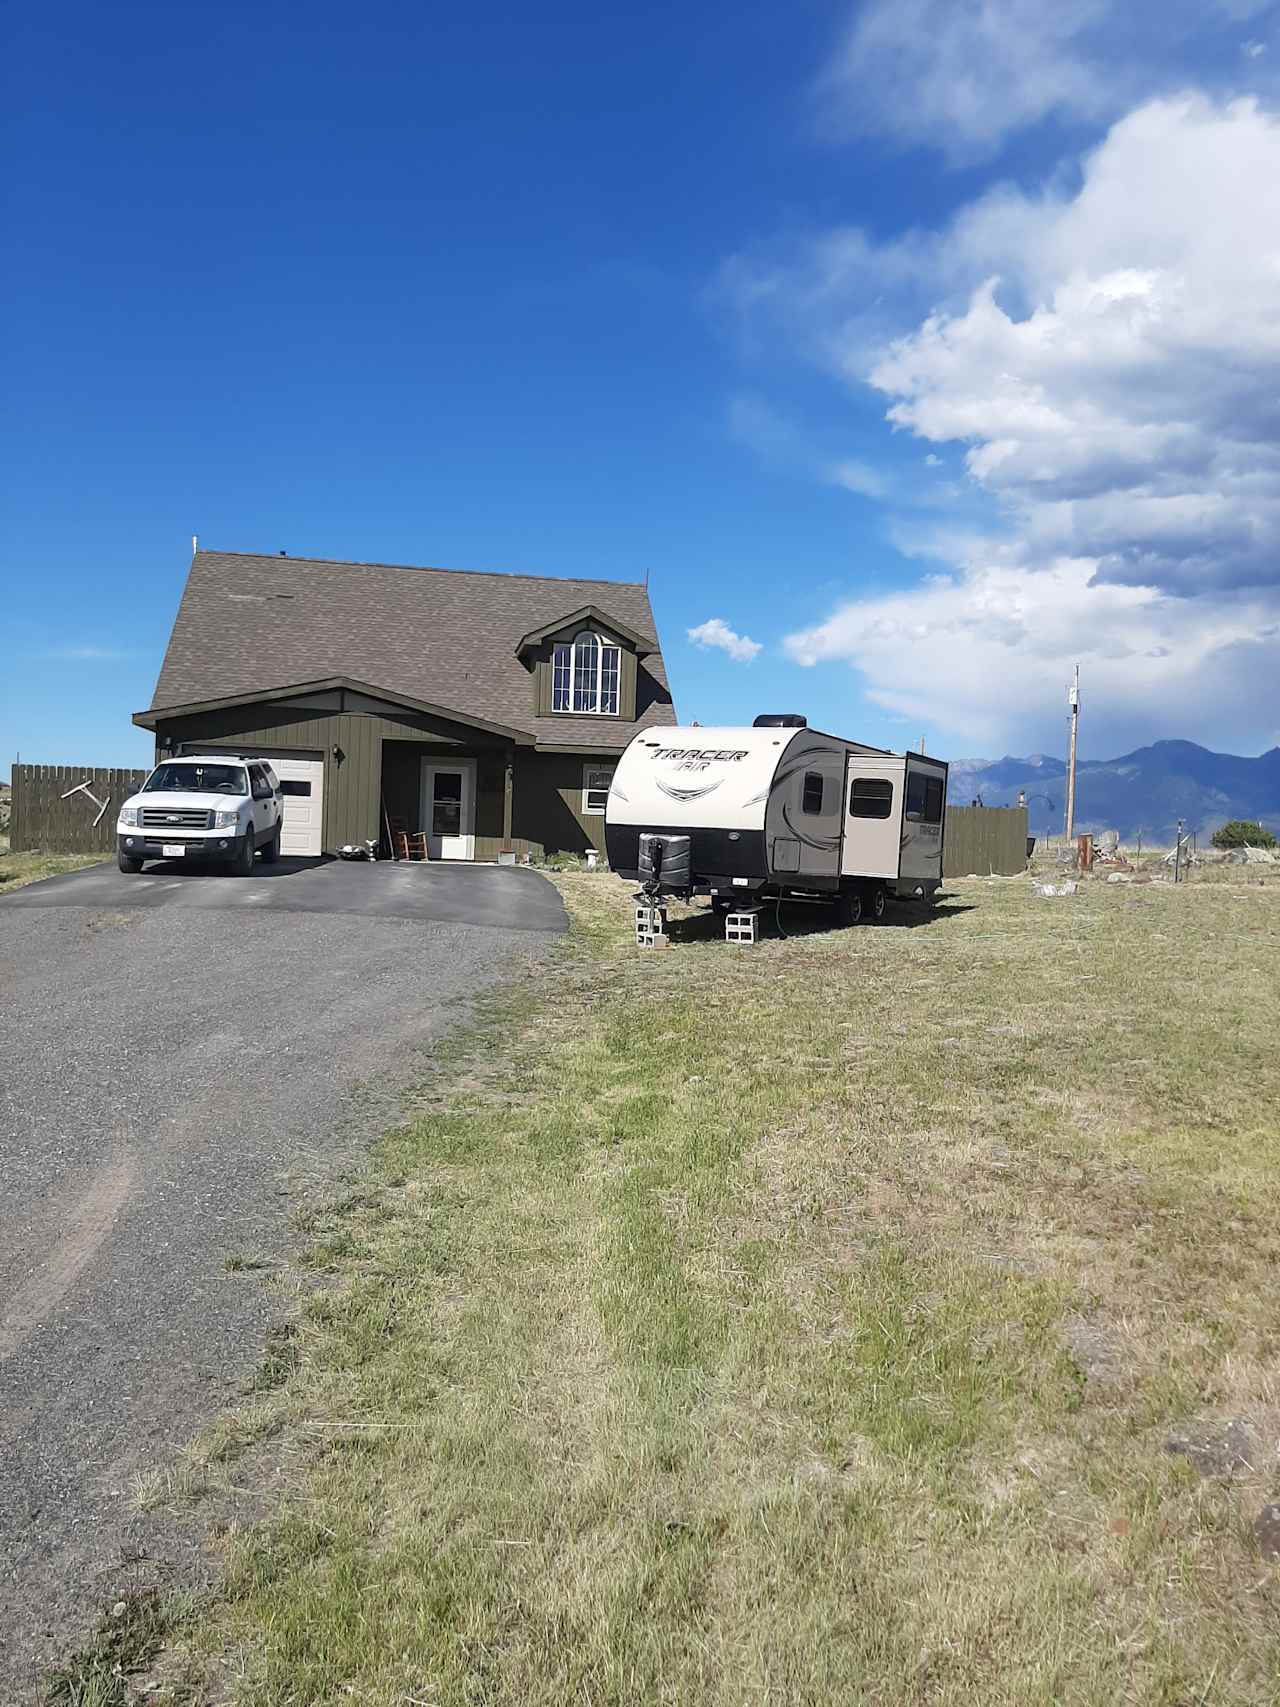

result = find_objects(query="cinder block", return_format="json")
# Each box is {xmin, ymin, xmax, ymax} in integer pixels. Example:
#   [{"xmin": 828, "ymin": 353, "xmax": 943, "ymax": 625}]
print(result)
[{"xmin": 725, "ymin": 910, "xmax": 761, "ymax": 944}]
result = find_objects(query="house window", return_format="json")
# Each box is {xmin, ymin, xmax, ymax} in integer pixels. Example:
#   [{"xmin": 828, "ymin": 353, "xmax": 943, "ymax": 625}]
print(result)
[
  {"xmin": 850, "ymin": 778, "xmax": 893, "ymax": 819},
  {"xmin": 552, "ymin": 630, "xmax": 621, "ymax": 714},
  {"xmin": 801, "ymin": 771, "xmax": 824, "ymax": 814},
  {"xmin": 582, "ymin": 764, "xmax": 614, "ymax": 815},
  {"xmin": 905, "ymin": 771, "xmax": 944, "ymax": 823}
]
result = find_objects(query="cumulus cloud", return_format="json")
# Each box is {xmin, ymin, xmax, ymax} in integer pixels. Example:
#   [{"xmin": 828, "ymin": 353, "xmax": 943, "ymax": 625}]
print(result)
[
  {"xmin": 785, "ymin": 550, "xmax": 1280, "ymax": 752},
  {"xmin": 759, "ymin": 94, "xmax": 1280, "ymax": 750},
  {"xmin": 867, "ymin": 96, "xmax": 1280, "ymax": 595},
  {"xmin": 688, "ymin": 618, "xmax": 763, "ymax": 663},
  {"xmin": 820, "ymin": 0, "xmax": 1278, "ymax": 161}
]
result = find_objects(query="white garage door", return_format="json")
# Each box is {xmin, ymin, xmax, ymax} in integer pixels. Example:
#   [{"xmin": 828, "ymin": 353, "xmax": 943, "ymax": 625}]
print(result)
[{"xmin": 268, "ymin": 755, "xmax": 325, "ymax": 857}]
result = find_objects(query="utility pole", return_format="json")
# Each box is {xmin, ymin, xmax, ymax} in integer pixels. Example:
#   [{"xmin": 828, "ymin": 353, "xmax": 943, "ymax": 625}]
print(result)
[{"xmin": 1064, "ymin": 664, "xmax": 1080, "ymax": 842}]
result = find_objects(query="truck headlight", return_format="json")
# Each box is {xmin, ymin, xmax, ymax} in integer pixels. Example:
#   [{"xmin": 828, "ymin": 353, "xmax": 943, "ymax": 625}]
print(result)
[
  {"xmin": 214, "ymin": 808, "xmax": 240, "ymax": 829},
  {"xmin": 119, "ymin": 807, "xmax": 139, "ymax": 827}
]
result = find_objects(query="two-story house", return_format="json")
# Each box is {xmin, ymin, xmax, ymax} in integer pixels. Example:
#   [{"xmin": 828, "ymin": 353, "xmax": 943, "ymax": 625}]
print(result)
[{"xmin": 135, "ymin": 548, "xmax": 675, "ymax": 859}]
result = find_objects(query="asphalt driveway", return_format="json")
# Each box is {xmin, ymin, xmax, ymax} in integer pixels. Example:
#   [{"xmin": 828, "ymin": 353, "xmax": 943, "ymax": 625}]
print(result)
[
  {"xmin": 1, "ymin": 853, "xmax": 569, "ymax": 931},
  {"xmin": 0, "ymin": 860, "xmax": 566, "ymax": 1693}
]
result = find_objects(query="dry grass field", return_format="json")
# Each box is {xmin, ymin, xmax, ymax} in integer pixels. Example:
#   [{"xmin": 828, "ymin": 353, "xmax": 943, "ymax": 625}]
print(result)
[
  {"xmin": 76, "ymin": 865, "xmax": 1280, "ymax": 1705},
  {"xmin": 0, "ymin": 846, "xmax": 101, "ymax": 890}
]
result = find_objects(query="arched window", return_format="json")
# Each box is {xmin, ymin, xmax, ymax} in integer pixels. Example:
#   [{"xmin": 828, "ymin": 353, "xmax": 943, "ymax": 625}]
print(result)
[{"xmin": 551, "ymin": 629, "xmax": 621, "ymax": 714}]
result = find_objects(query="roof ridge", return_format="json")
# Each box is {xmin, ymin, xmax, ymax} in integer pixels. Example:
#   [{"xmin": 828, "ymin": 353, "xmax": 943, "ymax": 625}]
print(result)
[{"xmin": 194, "ymin": 548, "xmax": 649, "ymax": 590}]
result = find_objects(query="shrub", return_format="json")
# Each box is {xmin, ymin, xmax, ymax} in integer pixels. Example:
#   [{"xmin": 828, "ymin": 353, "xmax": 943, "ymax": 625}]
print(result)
[{"xmin": 1211, "ymin": 819, "xmax": 1278, "ymax": 850}]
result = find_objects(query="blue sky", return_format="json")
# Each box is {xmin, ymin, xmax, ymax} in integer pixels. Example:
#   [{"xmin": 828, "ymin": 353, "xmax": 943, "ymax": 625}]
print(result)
[{"xmin": 5, "ymin": 0, "xmax": 1280, "ymax": 769}]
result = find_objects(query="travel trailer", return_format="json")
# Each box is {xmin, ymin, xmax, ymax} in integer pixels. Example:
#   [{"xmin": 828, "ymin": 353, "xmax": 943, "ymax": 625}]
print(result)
[{"xmin": 604, "ymin": 715, "xmax": 947, "ymax": 923}]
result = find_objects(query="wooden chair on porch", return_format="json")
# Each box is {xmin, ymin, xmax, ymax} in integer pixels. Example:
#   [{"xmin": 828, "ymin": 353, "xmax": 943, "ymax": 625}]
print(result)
[{"xmin": 388, "ymin": 818, "xmax": 429, "ymax": 861}]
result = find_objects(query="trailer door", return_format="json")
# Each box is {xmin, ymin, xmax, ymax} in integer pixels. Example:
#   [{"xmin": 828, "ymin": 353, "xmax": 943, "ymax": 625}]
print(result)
[
  {"xmin": 841, "ymin": 755, "xmax": 904, "ymax": 879},
  {"xmin": 900, "ymin": 758, "xmax": 946, "ymax": 882}
]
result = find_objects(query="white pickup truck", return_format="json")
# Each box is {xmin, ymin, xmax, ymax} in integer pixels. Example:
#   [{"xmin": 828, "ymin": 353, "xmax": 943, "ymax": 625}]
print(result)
[{"xmin": 116, "ymin": 754, "xmax": 284, "ymax": 874}]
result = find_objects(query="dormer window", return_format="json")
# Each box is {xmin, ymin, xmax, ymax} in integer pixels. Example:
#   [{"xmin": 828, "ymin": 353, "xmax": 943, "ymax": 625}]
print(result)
[{"xmin": 552, "ymin": 630, "xmax": 621, "ymax": 714}]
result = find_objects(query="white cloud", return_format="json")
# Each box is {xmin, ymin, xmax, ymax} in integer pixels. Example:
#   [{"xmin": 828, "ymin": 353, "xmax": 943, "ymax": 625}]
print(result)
[
  {"xmin": 767, "ymin": 94, "xmax": 1280, "ymax": 751},
  {"xmin": 826, "ymin": 459, "xmax": 890, "ymax": 499},
  {"xmin": 866, "ymin": 96, "xmax": 1280, "ymax": 595},
  {"xmin": 819, "ymin": 0, "xmax": 1278, "ymax": 161},
  {"xmin": 688, "ymin": 617, "xmax": 763, "ymax": 663},
  {"xmin": 785, "ymin": 551, "xmax": 1280, "ymax": 752}
]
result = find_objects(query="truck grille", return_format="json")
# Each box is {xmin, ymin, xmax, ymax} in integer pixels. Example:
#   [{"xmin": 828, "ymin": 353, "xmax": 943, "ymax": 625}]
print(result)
[{"xmin": 140, "ymin": 808, "xmax": 214, "ymax": 830}]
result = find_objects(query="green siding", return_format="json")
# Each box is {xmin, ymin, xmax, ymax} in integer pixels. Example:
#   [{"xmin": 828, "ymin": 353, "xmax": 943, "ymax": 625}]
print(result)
[
  {"xmin": 535, "ymin": 658, "xmax": 553, "ymax": 716},
  {"xmin": 158, "ymin": 701, "xmax": 488, "ymax": 848},
  {"xmin": 618, "ymin": 648, "xmax": 637, "ymax": 720},
  {"xmin": 158, "ymin": 697, "xmax": 621, "ymax": 858},
  {"xmin": 513, "ymin": 751, "xmax": 614, "ymax": 855}
]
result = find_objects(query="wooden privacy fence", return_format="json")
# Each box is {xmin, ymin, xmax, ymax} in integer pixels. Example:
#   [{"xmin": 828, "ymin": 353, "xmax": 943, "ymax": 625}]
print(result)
[
  {"xmin": 9, "ymin": 764, "xmax": 148, "ymax": 854},
  {"xmin": 944, "ymin": 804, "xmax": 1030, "ymax": 877}
]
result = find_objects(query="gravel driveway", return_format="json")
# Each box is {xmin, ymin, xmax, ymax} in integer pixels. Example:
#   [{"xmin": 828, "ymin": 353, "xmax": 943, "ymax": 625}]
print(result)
[{"xmin": 0, "ymin": 867, "xmax": 565, "ymax": 1694}]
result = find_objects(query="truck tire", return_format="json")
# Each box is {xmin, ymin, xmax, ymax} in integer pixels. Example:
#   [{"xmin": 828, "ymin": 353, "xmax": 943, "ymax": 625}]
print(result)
[
  {"xmin": 234, "ymin": 833, "xmax": 256, "ymax": 876},
  {"xmin": 261, "ymin": 823, "xmax": 281, "ymax": 864},
  {"xmin": 118, "ymin": 852, "xmax": 143, "ymax": 873}
]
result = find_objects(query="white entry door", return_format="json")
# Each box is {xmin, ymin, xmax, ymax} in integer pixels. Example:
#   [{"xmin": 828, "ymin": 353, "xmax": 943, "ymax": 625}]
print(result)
[
  {"xmin": 420, "ymin": 759, "xmax": 476, "ymax": 860},
  {"xmin": 268, "ymin": 755, "xmax": 325, "ymax": 856}
]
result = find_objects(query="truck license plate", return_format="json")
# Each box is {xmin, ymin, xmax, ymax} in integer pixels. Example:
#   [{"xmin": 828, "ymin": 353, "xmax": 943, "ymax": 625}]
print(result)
[{"xmin": 161, "ymin": 844, "xmax": 187, "ymax": 857}]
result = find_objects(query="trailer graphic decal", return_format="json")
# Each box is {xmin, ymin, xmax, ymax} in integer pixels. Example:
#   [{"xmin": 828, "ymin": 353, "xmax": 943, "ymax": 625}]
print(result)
[{"xmin": 655, "ymin": 777, "xmax": 723, "ymax": 803}]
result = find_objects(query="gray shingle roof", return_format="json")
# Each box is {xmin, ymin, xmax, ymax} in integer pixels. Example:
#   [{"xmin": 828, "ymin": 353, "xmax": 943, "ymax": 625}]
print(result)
[{"xmin": 148, "ymin": 550, "xmax": 676, "ymax": 748}]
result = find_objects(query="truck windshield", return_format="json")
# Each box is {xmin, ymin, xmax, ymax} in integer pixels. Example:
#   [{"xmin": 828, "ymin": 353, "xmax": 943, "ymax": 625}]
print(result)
[{"xmin": 142, "ymin": 763, "xmax": 248, "ymax": 796}]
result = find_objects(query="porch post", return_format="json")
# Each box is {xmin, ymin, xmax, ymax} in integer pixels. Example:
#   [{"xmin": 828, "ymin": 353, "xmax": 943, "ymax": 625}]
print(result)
[{"xmin": 502, "ymin": 748, "xmax": 514, "ymax": 849}]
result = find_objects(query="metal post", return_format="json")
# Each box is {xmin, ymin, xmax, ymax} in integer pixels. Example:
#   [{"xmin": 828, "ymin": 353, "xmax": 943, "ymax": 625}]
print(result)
[
  {"xmin": 1064, "ymin": 665, "xmax": 1080, "ymax": 842},
  {"xmin": 501, "ymin": 751, "xmax": 514, "ymax": 849},
  {"xmin": 1174, "ymin": 818, "xmax": 1183, "ymax": 884}
]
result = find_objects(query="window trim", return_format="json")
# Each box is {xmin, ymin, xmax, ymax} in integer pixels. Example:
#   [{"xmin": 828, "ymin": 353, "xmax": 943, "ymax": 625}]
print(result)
[
  {"xmin": 581, "ymin": 762, "xmax": 614, "ymax": 816},
  {"xmin": 552, "ymin": 630, "xmax": 622, "ymax": 716},
  {"xmin": 904, "ymin": 771, "xmax": 944, "ymax": 825},
  {"xmin": 849, "ymin": 777, "xmax": 894, "ymax": 820}
]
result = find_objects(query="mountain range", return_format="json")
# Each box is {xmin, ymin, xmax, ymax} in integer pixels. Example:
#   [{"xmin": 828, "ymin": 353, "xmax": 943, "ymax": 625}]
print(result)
[{"xmin": 946, "ymin": 741, "xmax": 1280, "ymax": 842}]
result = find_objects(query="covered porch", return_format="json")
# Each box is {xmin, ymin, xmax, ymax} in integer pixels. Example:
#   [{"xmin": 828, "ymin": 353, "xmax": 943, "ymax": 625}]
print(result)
[
  {"xmin": 379, "ymin": 737, "xmax": 528, "ymax": 862},
  {"xmin": 378, "ymin": 741, "xmax": 618, "ymax": 863}
]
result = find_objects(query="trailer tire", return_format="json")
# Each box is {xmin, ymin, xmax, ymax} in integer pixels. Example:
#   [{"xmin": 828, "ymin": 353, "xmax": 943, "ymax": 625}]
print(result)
[
  {"xmin": 835, "ymin": 889, "xmax": 863, "ymax": 927},
  {"xmin": 870, "ymin": 885, "xmax": 887, "ymax": 922}
]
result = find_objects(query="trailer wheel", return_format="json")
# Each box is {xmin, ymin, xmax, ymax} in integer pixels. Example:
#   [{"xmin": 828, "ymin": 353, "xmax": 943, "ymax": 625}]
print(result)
[
  {"xmin": 870, "ymin": 885, "xmax": 887, "ymax": 922},
  {"xmin": 835, "ymin": 889, "xmax": 863, "ymax": 927}
]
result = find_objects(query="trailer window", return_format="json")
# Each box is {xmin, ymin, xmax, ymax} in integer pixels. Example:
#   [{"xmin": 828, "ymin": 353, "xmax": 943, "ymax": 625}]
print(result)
[
  {"xmin": 905, "ymin": 772, "xmax": 944, "ymax": 823},
  {"xmin": 850, "ymin": 778, "xmax": 893, "ymax": 819},
  {"xmin": 801, "ymin": 772, "xmax": 824, "ymax": 814}
]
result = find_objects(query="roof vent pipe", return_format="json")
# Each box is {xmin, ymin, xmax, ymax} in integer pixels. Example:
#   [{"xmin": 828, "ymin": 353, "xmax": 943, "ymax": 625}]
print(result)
[{"xmin": 752, "ymin": 713, "xmax": 807, "ymax": 727}]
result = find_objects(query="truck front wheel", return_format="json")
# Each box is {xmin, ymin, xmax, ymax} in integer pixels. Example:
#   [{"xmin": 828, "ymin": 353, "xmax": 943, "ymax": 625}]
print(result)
[
  {"xmin": 234, "ymin": 833, "xmax": 256, "ymax": 876},
  {"xmin": 118, "ymin": 852, "xmax": 143, "ymax": 873}
]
